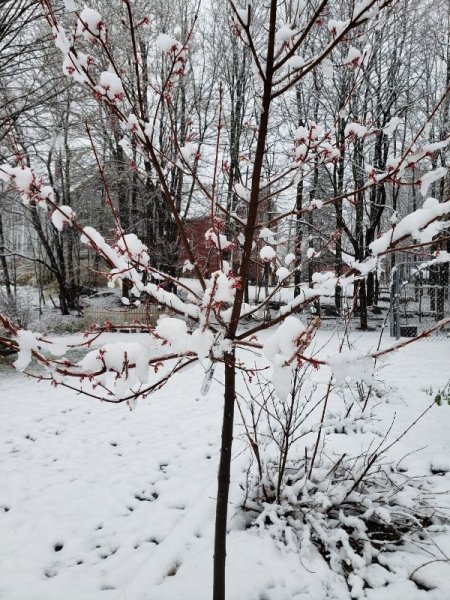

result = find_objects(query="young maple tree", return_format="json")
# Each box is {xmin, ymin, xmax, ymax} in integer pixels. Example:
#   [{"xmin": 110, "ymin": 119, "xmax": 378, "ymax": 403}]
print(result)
[{"xmin": 1, "ymin": 1, "xmax": 450, "ymax": 599}]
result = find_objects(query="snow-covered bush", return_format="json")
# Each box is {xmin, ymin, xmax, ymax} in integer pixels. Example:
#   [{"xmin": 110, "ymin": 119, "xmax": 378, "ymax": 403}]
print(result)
[
  {"xmin": 251, "ymin": 453, "xmax": 446, "ymax": 598},
  {"xmin": 239, "ymin": 343, "xmax": 449, "ymax": 598}
]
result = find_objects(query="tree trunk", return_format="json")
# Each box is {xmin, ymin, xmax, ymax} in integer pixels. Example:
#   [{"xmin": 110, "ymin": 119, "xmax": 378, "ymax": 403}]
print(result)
[
  {"xmin": 352, "ymin": 138, "xmax": 367, "ymax": 330},
  {"xmin": 359, "ymin": 279, "xmax": 368, "ymax": 330},
  {"xmin": 29, "ymin": 204, "xmax": 73, "ymax": 314},
  {"xmin": 294, "ymin": 180, "xmax": 303, "ymax": 298},
  {"xmin": 0, "ymin": 212, "xmax": 12, "ymax": 298},
  {"xmin": 294, "ymin": 89, "xmax": 304, "ymax": 298},
  {"xmin": 213, "ymin": 352, "xmax": 236, "ymax": 600},
  {"xmin": 334, "ymin": 115, "xmax": 346, "ymax": 311}
]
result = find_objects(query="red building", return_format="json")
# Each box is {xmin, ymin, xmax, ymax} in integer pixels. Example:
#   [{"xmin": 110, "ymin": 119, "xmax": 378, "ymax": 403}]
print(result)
[
  {"xmin": 179, "ymin": 194, "xmax": 279, "ymax": 281},
  {"xmin": 178, "ymin": 216, "xmax": 221, "ymax": 276}
]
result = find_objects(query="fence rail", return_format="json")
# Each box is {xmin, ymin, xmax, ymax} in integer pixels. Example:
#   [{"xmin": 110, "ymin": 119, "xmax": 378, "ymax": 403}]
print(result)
[{"xmin": 83, "ymin": 305, "xmax": 166, "ymax": 329}]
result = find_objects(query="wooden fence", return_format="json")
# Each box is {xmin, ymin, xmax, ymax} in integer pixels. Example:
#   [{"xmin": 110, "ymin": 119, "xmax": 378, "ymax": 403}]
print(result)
[{"xmin": 83, "ymin": 305, "xmax": 166, "ymax": 330}]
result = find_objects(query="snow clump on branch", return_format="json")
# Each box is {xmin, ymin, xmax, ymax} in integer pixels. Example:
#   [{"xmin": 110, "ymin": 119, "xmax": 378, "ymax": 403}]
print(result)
[
  {"xmin": 276, "ymin": 24, "xmax": 296, "ymax": 43},
  {"xmin": 155, "ymin": 317, "xmax": 215, "ymax": 360},
  {"xmin": 284, "ymin": 253, "xmax": 296, "ymax": 266},
  {"xmin": 328, "ymin": 19, "xmax": 349, "ymax": 37},
  {"xmin": 156, "ymin": 33, "xmax": 187, "ymax": 79},
  {"xmin": 203, "ymin": 271, "xmax": 238, "ymax": 308},
  {"xmin": 263, "ymin": 316, "xmax": 308, "ymax": 400},
  {"xmin": 98, "ymin": 71, "xmax": 125, "ymax": 102},
  {"xmin": 51, "ymin": 206, "xmax": 76, "ymax": 231},
  {"xmin": 205, "ymin": 229, "xmax": 233, "ymax": 251},
  {"xmin": 156, "ymin": 33, "xmax": 182, "ymax": 54},
  {"xmin": 276, "ymin": 267, "xmax": 290, "ymax": 282},
  {"xmin": 13, "ymin": 330, "xmax": 40, "ymax": 372},
  {"xmin": 115, "ymin": 234, "xmax": 150, "ymax": 266},
  {"xmin": 0, "ymin": 164, "xmax": 54, "ymax": 207},
  {"xmin": 260, "ymin": 246, "xmax": 276, "ymax": 262},
  {"xmin": 343, "ymin": 47, "xmax": 363, "ymax": 67},
  {"xmin": 76, "ymin": 7, "xmax": 105, "ymax": 44},
  {"xmin": 369, "ymin": 197, "xmax": 450, "ymax": 255}
]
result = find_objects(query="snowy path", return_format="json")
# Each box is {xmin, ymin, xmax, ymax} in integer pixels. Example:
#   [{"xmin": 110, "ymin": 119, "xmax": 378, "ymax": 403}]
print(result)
[{"xmin": 1, "ymin": 331, "xmax": 449, "ymax": 599}]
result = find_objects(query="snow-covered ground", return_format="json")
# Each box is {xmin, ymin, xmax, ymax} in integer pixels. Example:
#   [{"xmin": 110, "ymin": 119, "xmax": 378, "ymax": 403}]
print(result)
[{"xmin": 1, "ymin": 330, "xmax": 449, "ymax": 600}]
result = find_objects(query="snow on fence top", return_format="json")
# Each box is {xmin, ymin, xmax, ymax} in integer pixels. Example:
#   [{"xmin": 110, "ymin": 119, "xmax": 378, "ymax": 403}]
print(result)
[{"xmin": 83, "ymin": 306, "xmax": 167, "ymax": 329}]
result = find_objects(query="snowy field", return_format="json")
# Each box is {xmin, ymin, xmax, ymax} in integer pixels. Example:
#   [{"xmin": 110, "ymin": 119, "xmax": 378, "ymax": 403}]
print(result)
[{"xmin": 1, "ymin": 330, "xmax": 449, "ymax": 600}]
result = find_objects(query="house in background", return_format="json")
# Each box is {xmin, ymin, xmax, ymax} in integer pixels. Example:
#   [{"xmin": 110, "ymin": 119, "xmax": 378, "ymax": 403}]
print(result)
[
  {"xmin": 178, "ymin": 215, "xmax": 221, "ymax": 277},
  {"xmin": 179, "ymin": 192, "xmax": 280, "ymax": 282}
]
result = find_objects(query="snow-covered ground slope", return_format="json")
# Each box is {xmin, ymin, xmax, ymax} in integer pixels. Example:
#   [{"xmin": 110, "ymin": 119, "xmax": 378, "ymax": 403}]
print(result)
[{"xmin": 0, "ymin": 331, "xmax": 449, "ymax": 600}]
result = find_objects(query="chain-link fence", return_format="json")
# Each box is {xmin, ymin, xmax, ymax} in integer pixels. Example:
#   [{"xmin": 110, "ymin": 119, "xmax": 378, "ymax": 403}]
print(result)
[{"xmin": 390, "ymin": 260, "xmax": 450, "ymax": 338}]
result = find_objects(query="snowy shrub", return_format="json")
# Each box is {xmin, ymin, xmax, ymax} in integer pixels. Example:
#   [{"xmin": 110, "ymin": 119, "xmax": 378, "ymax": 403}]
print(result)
[
  {"xmin": 249, "ymin": 454, "xmax": 447, "ymax": 598},
  {"xmin": 238, "ymin": 345, "xmax": 450, "ymax": 597}
]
